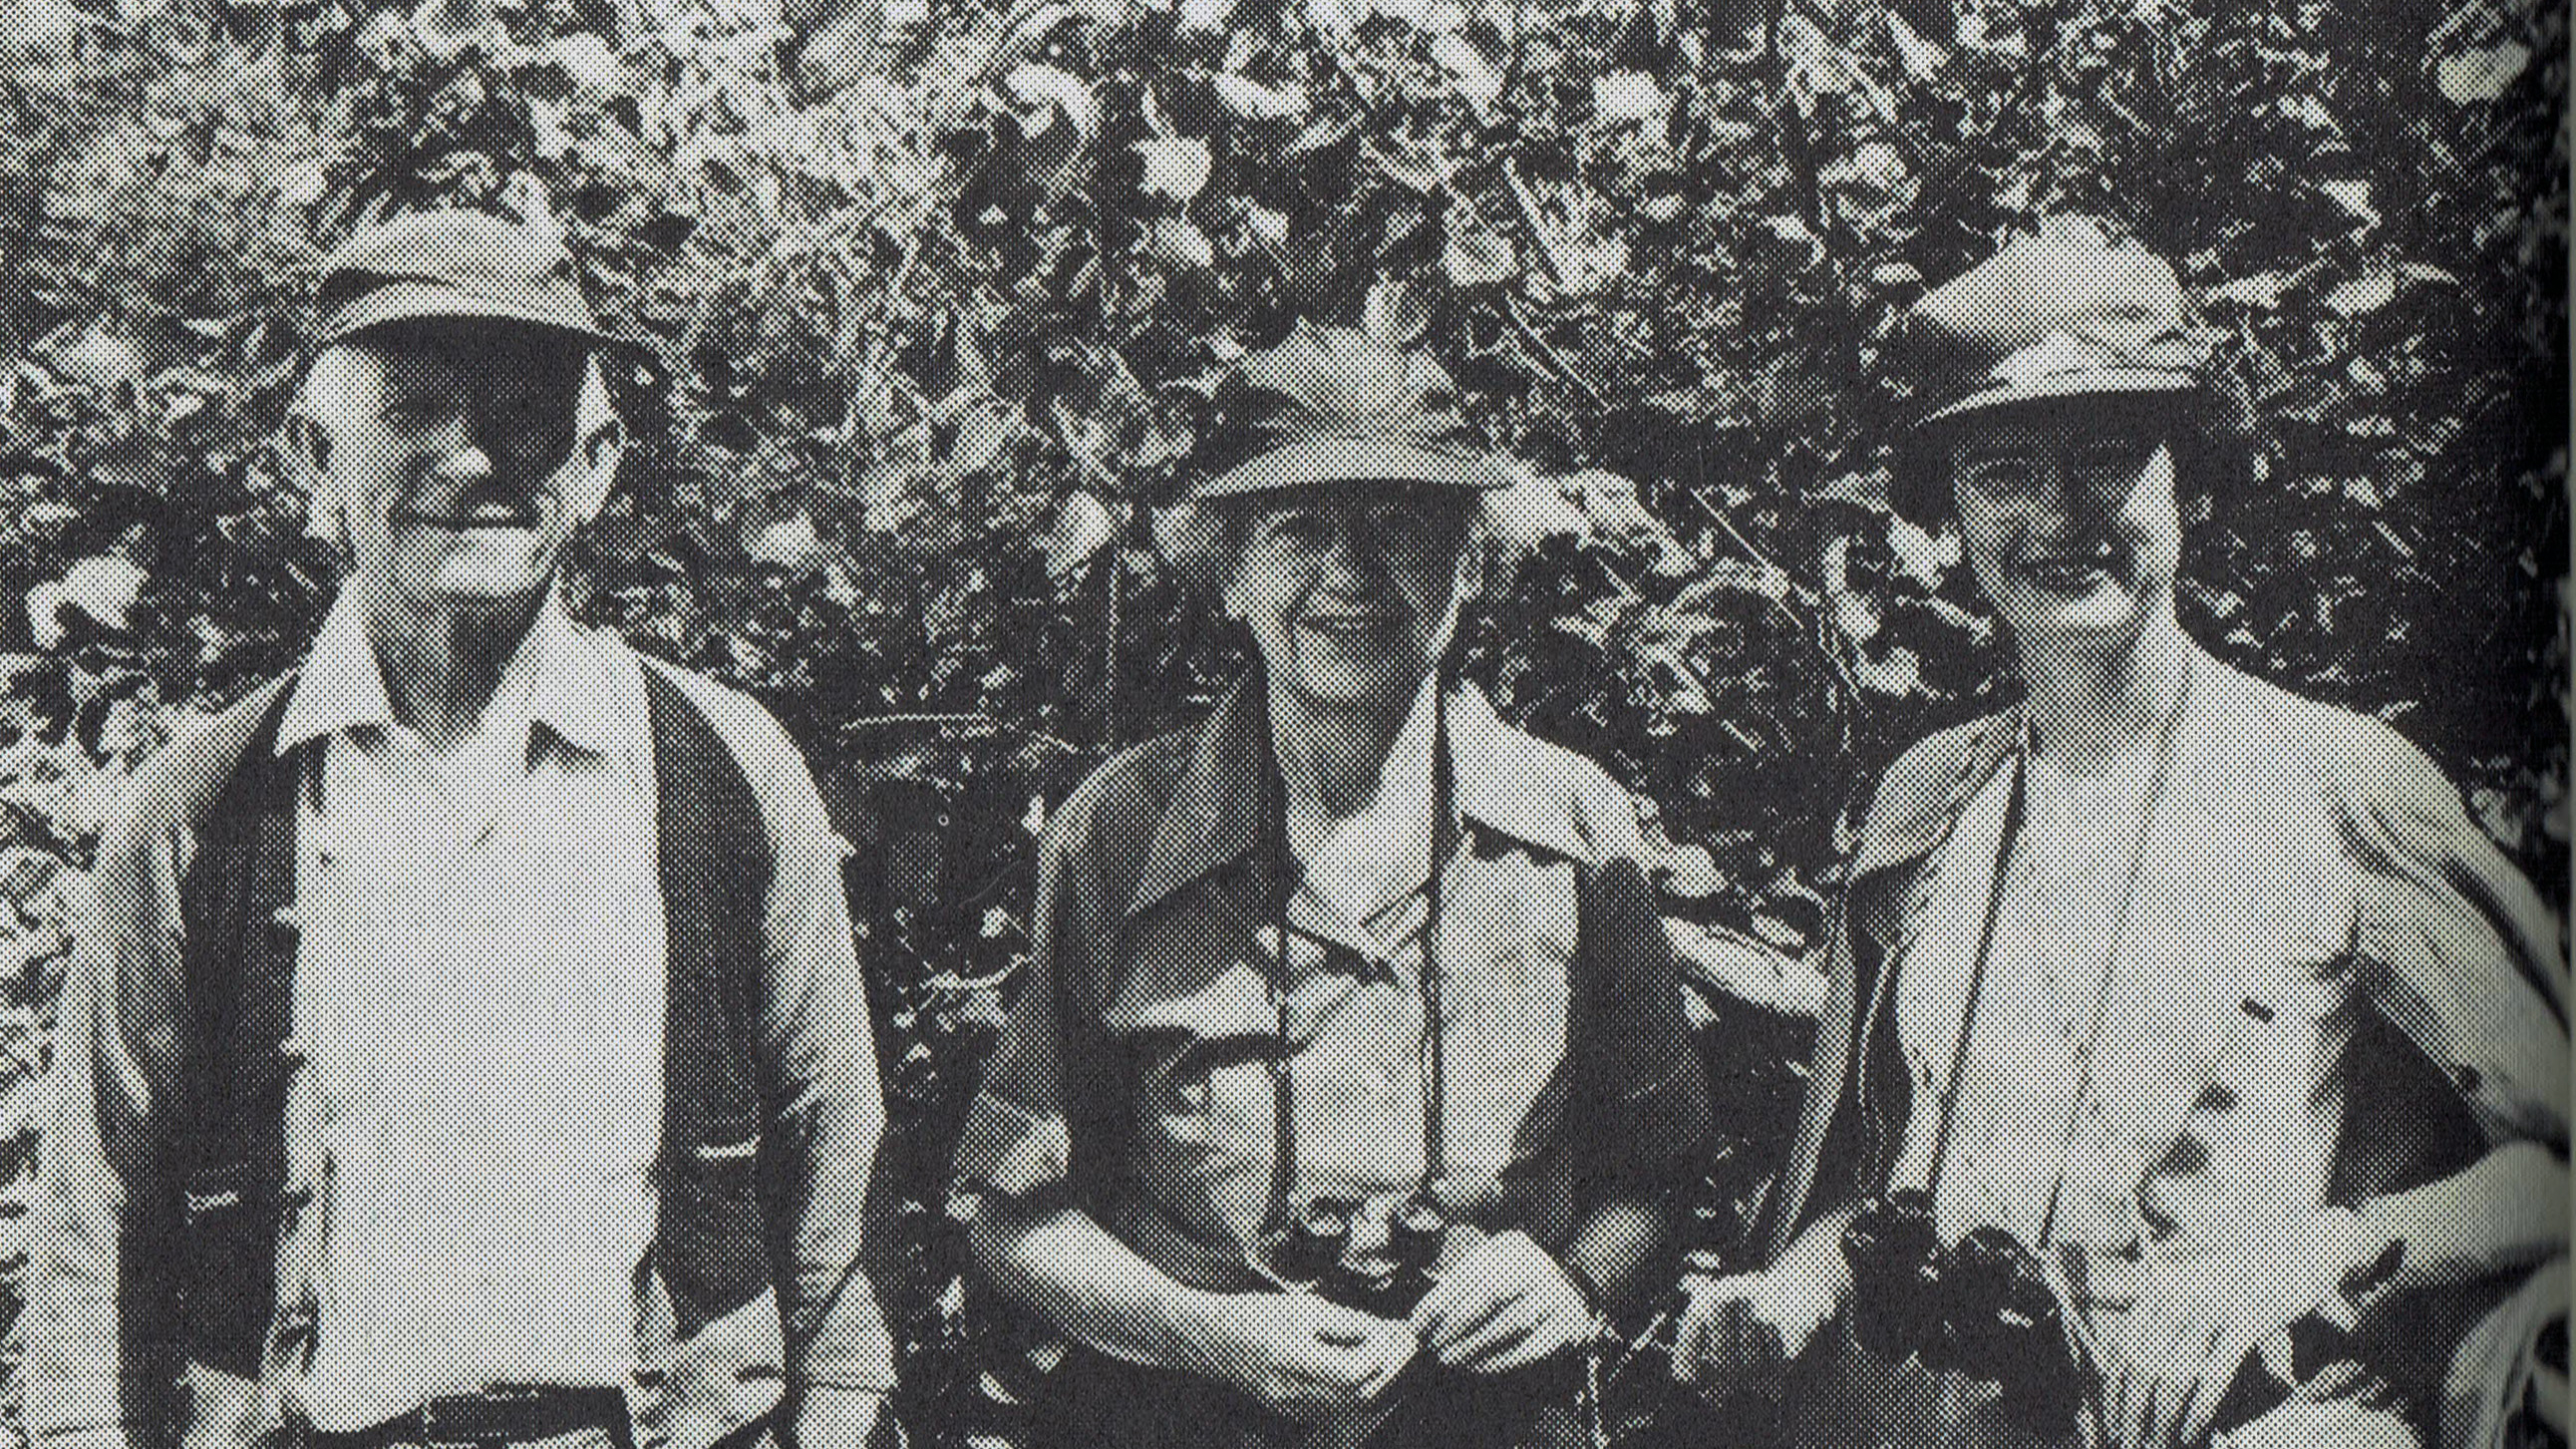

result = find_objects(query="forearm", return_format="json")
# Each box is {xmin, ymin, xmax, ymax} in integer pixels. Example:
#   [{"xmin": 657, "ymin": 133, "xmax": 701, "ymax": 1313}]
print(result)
[
  {"xmin": 964, "ymin": 1194, "xmax": 1237, "ymax": 1381},
  {"xmin": 2347, "ymin": 1141, "xmax": 2569, "ymax": 1311},
  {"xmin": 777, "ymin": 1084, "xmax": 899, "ymax": 1392},
  {"xmin": 757, "ymin": 731, "xmax": 899, "ymax": 1395}
]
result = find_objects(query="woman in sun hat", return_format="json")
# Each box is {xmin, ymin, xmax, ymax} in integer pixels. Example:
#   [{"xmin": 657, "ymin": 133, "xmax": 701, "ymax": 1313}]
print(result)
[
  {"xmin": 954, "ymin": 321, "xmax": 1713, "ymax": 1449},
  {"xmin": 1671, "ymin": 214, "xmax": 2568, "ymax": 1449}
]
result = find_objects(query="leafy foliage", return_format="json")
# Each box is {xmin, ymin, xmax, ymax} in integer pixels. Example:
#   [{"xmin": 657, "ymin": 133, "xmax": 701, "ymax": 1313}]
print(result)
[{"xmin": 0, "ymin": 0, "xmax": 2560, "ymax": 1437}]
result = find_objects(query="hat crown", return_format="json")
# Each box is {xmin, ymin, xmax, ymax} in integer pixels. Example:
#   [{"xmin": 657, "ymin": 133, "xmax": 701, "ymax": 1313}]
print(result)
[
  {"xmin": 1220, "ymin": 321, "xmax": 1476, "ymax": 449},
  {"xmin": 316, "ymin": 209, "xmax": 606, "ymax": 344},
  {"xmin": 1182, "ymin": 321, "xmax": 1508, "ymax": 500},
  {"xmin": 1899, "ymin": 214, "xmax": 2207, "ymax": 426}
]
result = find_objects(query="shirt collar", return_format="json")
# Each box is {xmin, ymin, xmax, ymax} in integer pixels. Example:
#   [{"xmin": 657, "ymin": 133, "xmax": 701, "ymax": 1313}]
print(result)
[
  {"xmin": 1846, "ymin": 708, "xmax": 2024, "ymax": 886},
  {"xmin": 1847, "ymin": 646, "xmax": 2221, "ymax": 885},
  {"xmin": 275, "ymin": 589, "xmax": 627, "ymax": 759},
  {"xmin": 1125, "ymin": 672, "xmax": 1595, "ymax": 919}
]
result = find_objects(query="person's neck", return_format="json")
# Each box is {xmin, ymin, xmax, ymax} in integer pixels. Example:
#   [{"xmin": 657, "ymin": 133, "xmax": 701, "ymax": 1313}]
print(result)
[
  {"xmin": 363, "ymin": 582, "xmax": 548, "ymax": 753},
  {"xmin": 2016, "ymin": 610, "xmax": 2195, "ymax": 776},
  {"xmin": 1268, "ymin": 672, "xmax": 1438, "ymax": 827}
]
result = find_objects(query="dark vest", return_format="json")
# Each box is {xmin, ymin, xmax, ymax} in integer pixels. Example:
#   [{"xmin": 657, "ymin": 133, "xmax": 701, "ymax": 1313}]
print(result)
[{"xmin": 159, "ymin": 664, "xmax": 777, "ymax": 1379}]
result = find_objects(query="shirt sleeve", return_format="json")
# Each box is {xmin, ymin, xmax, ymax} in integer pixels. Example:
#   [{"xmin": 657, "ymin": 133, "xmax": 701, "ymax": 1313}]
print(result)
[
  {"xmin": 951, "ymin": 811, "xmax": 1085, "ymax": 1207},
  {"xmin": 2341, "ymin": 727, "xmax": 2570, "ymax": 1157},
  {"xmin": 719, "ymin": 697, "xmax": 897, "ymax": 1396},
  {"xmin": 28, "ymin": 803, "xmax": 184, "ymax": 1449},
  {"xmin": 1570, "ymin": 838, "xmax": 1713, "ymax": 1202}
]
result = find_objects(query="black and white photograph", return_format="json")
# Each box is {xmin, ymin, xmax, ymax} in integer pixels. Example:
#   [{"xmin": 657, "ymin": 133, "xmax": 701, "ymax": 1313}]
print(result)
[{"xmin": 0, "ymin": 0, "xmax": 2564, "ymax": 1447}]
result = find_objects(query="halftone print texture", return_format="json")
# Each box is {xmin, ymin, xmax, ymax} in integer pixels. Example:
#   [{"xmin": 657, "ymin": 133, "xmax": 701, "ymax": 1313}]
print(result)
[{"xmin": 1, "ymin": 0, "xmax": 2565, "ymax": 1448}]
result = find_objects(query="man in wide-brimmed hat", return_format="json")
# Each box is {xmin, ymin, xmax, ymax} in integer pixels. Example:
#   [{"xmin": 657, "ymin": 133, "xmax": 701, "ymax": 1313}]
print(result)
[
  {"xmin": 1672, "ymin": 215, "xmax": 2567, "ymax": 1449},
  {"xmin": 955, "ymin": 322, "xmax": 1712, "ymax": 1449},
  {"xmin": 30, "ymin": 211, "xmax": 898, "ymax": 1449}
]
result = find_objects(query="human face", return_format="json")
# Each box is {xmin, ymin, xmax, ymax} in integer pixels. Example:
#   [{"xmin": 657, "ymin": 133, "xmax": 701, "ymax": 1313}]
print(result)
[
  {"xmin": 1944, "ymin": 409, "xmax": 2182, "ymax": 652},
  {"xmin": 1219, "ymin": 489, "xmax": 1476, "ymax": 713},
  {"xmin": 309, "ymin": 321, "xmax": 616, "ymax": 618}
]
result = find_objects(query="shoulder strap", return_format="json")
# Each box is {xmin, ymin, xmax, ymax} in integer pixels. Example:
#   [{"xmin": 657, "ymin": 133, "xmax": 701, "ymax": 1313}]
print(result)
[
  {"xmin": 169, "ymin": 666, "xmax": 785, "ymax": 1357},
  {"xmin": 642, "ymin": 663, "xmax": 778, "ymax": 1331},
  {"xmin": 171, "ymin": 678, "xmax": 302, "ymax": 1377}
]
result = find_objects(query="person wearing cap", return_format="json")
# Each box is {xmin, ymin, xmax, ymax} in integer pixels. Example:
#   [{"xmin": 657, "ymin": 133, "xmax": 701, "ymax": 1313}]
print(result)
[
  {"xmin": 1669, "ymin": 214, "xmax": 2568, "ymax": 1449},
  {"xmin": 952, "ymin": 322, "xmax": 1712, "ymax": 1449},
  {"xmin": 28, "ymin": 211, "xmax": 899, "ymax": 1449}
]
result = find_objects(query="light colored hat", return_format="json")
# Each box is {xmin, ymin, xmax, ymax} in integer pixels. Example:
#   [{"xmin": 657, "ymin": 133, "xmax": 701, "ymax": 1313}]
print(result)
[
  {"xmin": 315, "ymin": 210, "xmax": 613, "ymax": 345},
  {"xmin": 1898, "ymin": 214, "xmax": 2209, "ymax": 428},
  {"xmin": 1187, "ymin": 322, "xmax": 1515, "ymax": 501}
]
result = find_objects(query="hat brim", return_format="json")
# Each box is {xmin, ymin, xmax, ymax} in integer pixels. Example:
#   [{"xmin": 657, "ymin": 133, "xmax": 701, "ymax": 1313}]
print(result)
[
  {"xmin": 1917, "ymin": 367, "xmax": 2197, "ymax": 428},
  {"xmin": 1193, "ymin": 437, "xmax": 1514, "ymax": 500},
  {"xmin": 323, "ymin": 283, "xmax": 616, "ymax": 346}
]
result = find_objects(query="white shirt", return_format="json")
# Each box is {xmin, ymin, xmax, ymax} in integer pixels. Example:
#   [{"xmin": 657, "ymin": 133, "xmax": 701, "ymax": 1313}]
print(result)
[
  {"xmin": 1888, "ymin": 739, "xmax": 2162, "ymax": 1247},
  {"xmin": 274, "ymin": 593, "xmax": 666, "ymax": 1429}
]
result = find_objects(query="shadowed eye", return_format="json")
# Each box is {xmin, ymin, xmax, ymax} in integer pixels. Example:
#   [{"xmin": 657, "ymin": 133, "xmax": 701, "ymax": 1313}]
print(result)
[
  {"xmin": 1958, "ymin": 456, "xmax": 2045, "ymax": 498},
  {"xmin": 2070, "ymin": 437, "xmax": 2153, "ymax": 480},
  {"xmin": 1365, "ymin": 502, "xmax": 1430, "ymax": 534},
  {"xmin": 1263, "ymin": 508, "xmax": 1330, "ymax": 547}
]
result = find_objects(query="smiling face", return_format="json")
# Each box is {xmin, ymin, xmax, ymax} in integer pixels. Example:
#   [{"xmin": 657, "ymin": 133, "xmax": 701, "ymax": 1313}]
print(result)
[
  {"xmin": 300, "ymin": 319, "xmax": 619, "ymax": 620},
  {"xmin": 1219, "ymin": 488, "xmax": 1478, "ymax": 713},
  {"xmin": 1941, "ymin": 403, "xmax": 2184, "ymax": 654}
]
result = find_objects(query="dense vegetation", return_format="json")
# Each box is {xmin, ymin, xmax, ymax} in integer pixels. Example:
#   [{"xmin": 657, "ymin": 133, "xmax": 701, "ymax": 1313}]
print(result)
[{"xmin": 0, "ymin": 0, "xmax": 2559, "ymax": 1437}]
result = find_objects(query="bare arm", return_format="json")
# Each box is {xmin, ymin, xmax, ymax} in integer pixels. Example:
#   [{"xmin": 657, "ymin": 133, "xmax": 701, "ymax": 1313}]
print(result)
[
  {"xmin": 964, "ymin": 1196, "xmax": 1236, "ymax": 1377},
  {"xmin": 2343, "ymin": 1142, "xmax": 2568, "ymax": 1322},
  {"xmin": 966, "ymin": 1193, "xmax": 1417, "ymax": 1420}
]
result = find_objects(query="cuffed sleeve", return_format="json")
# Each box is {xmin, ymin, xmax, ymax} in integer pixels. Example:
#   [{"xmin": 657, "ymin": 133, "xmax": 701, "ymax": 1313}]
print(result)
[
  {"xmin": 694, "ymin": 684, "xmax": 898, "ymax": 1395},
  {"xmin": 2339, "ymin": 724, "xmax": 2569, "ymax": 1156},
  {"xmin": 953, "ymin": 820, "xmax": 1083, "ymax": 1208}
]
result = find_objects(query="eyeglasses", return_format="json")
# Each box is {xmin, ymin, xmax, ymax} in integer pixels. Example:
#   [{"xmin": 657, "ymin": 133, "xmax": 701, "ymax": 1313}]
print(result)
[
  {"xmin": 1952, "ymin": 435, "xmax": 2160, "ymax": 503},
  {"xmin": 1240, "ymin": 497, "xmax": 1472, "ymax": 563},
  {"xmin": 1840, "ymin": 1192, "xmax": 2084, "ymax": 1428},
  {"xmin": 366, "ymin": 350, "xmax": 590, "ymax": 475}
]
